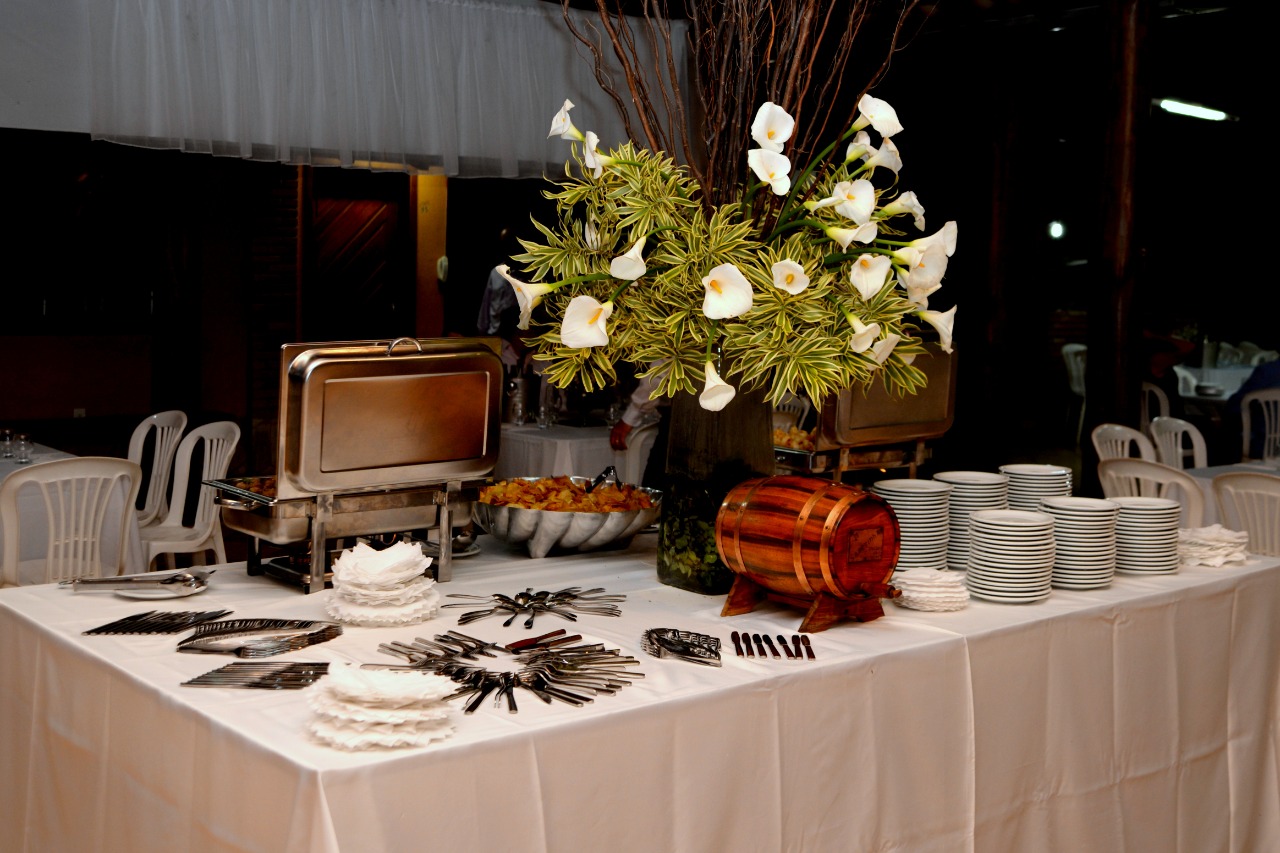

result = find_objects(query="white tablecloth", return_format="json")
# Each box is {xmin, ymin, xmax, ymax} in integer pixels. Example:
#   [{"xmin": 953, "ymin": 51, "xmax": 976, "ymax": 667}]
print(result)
[
  {"xmin": 1187, "ymin": 461, "xmax": 1280, "ymax": 525},
  {"xmin": 0, "ymin": 444, "xmax": 146, "ymax": 581},
  {"xmin": 1, "ymin": 536, "xmax": 1278, "ymax": 852},
  {"xmin": 494, "ymin": 423, "xmax": 619, "ymax": 480}
]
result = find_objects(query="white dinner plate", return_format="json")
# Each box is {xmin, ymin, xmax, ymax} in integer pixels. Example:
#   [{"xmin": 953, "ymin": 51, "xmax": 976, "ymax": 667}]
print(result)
[{"xmin": 115, "ymin": 583, "xmax": 210, "ymax": 600}]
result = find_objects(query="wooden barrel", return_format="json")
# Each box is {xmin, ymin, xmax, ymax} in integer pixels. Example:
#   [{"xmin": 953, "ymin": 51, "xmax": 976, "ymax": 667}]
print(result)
[{"xmin": 715, "ymin": 475, "xmax": 900, "ymax": 600}]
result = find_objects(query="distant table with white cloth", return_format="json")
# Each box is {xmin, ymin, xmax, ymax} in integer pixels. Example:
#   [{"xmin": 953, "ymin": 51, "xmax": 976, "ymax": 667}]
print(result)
[
  {"xmin": 2, "ymin": 534, "xmax": 1278, "ymax": 852},
  {"xmin": 1187, "ymin": 460, "xmax": 1280, "ymax": 525},
  {"xmin": 0, "ymin": 443, "xmax": 145, "ymax": 582},
  {"xmin": 494, "ymin": 423, "xmax": 619, "ymax": 480}
]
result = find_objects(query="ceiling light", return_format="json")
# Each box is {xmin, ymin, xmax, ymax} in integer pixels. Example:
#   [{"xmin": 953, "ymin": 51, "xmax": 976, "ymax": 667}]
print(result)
[{"xmin": 1156, "ymin": 99, "xmax": 1230, "ymax": 121}]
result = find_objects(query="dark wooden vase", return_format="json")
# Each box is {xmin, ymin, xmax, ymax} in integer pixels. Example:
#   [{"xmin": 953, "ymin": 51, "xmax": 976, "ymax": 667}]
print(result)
[
  {"xmin": 715, "ymin": 475, "xmax": 901, "ymax": 631},
  {"xmin": 655, "ymin": 386, "xmax": 774, "ymax": 595}
]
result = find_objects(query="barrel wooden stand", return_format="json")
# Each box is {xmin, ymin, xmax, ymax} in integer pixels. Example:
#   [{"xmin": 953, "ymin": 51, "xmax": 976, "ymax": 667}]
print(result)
[{"xmin": 715, "ymin": 475, "xmax": 901, "ymax": 633}]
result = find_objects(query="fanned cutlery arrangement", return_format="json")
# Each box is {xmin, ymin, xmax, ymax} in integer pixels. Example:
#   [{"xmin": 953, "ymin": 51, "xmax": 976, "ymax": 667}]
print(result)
[
  {"xmin": 183, "ymin": 661, "xmax": 330, "ymax": 690},
  {"xmin": 84, "ymin": 610, "xmax": 233, "ymax": 635},
  {"xmin": 365, "ymin": 628, "xmax": 643, "ymax": 713},
  {"xmin": 443, "ymin": 586, "xmax": 626, "ymax": 628},
  {"xmin": 730, "ymin": 631, "xmax": 816, "ymax": 661},
  {"xmin": 178, "ymin": 618, "xmax": 344, "ymax": 658}
]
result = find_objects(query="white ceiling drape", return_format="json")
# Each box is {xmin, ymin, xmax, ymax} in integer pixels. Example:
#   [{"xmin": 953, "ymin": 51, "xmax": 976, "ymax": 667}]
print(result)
[{"xmin": 86, "ymin": 0, "xmax": 688, "ymax": 177}]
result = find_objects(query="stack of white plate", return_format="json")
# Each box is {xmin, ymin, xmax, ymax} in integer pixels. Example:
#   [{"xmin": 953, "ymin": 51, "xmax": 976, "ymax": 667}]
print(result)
[
  {"xmin": 932, "ymin": 471, "xmax": 1010, "ymax": 570},
  {"xmin": 871, "ymin": 479, "xmax": 953, "ymax": 571},
  {"xmin": 1039, "ymin": 496, "xmax": 1120, "ymax": 589},
  {"xmin": 965, "ymin": 509, "xmax": 1055, "ymax": 603},
  {"xmin": 1111, "ymin": 496, "xmax": 1182, "ymax": 574},
  {"xmin": 998, "ymin": 463, "xmax": 1073, "ymax": 510}
]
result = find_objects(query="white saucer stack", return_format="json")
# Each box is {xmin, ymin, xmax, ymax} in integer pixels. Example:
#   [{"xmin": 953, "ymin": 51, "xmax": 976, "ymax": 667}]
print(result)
[
  {"xmin": 1112, "ymin": 497, "xmax": 1182, "ymax": 574},
  {"xmin": 932, "ymin": 471, "xmax": 1010, "ymax": 570},
  {"xmin": 1039, "ymin": 496, "xmax": 1120, "ymax": 589},
  {"xmin": 307, "ymin": 664, "xmax": 456, "ymax": 751},
  {"xmin": 965, "ymin": 509, "xmax": 1056, "ymax": 604},
  {"xmin": 326, "ymin": 541, "xmax": 441, "ymax": 627},
  {"xmin": 998, "ymin": 463, "xmax": 1073, "ymax": 511},
  {"xmin": 871, "ymin": 479, "xmax": 953, "ymax": 571},
  {"xmin": 892, "ymin": 568, "xmax": 970, "ymax": 611}
]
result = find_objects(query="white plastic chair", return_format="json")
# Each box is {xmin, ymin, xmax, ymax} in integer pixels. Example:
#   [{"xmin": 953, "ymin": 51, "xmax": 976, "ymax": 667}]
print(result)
[
  {"xmin": 140, "ymin": 421, "xmax": 240, "ymax": 570},
  {"xmin": 1213, "ymin": 472, "xmax": 1280, "ymax": 555},
  {"xmin": 1240, "ymin": 388, "xmax": 1280, "ymax": 461},
  {"xmin": 1097, "ymin": 457, "xmax": 1204, "ymax": 527},
  {"xmin": 1062, "ymin": 343, "xmax": 1087, "ymax": 443},
  {"xmin": 1091, "ymin": 423, "xmax": 1157, "ymax": 462},
  {"xmin": 614, "ymin": 421, "xmax": 659, "ymax": 486},
  {"xmin": 1139, "ymin": 382, "xmax": 1170, "ymax": 433},
  {"xmin": 773, "ymin": 393, "xmax": 811, "ymax": 430},
  {"xmin": 1, "ymin": 457, "xmax": 142, "ymax": 587},
  {"xmin": 127, "ymin": 410, "xmax": 187, "ymax": 527},
  {"xmin": 1148, "ymin": 416, "xmax": 1207, "ymax": 470},
  {"xmin": 1172, "ymin": 365, "xmax": 1197, "ymax": 397}
]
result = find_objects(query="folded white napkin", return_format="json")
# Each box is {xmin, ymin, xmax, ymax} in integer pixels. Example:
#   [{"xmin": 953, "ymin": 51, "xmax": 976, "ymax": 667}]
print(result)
[
  {"xmin": 306, "ymin": 664, "xmax": 457, "ymax": 751},
  {"xmin": 1178, "ymin": 524, "xmax": 1250, "ymax": 567},
  {"xmin": 891, "ymin": 569, "xmax": 970, "ymax": 611},
  {"xmin": 331, "ymin": 541, "xmax": 433, "ymax": 588}
]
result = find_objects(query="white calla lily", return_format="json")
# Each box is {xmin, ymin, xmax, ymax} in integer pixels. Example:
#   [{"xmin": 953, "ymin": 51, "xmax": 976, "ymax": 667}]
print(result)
[
  {"xmin": 846, "ymin": 314, "xmax": 882, "ymax": 354},
  {"xmin": 905, "ymin": 280, "xmax": 941, "ymax": 309},
  {"xmin": 699, "ymin": 362, "xmax": 737, "ymax": 411},
  {"xmin": 825, "ymin": 222, "xmax": 878, "ymax": 250},
  {"xmin": 747, "ymin": 149, "xmax": 792, "ymax": 195},
  {"xmin": 701, "ymin": 263, "xmax": 754, "ymax": 319},
  {"xmin": 750, "ymin": 102, "xmax": 795, "ymax": 154},
  {"xmin": 561, "ymin": 296, "xmax": 613, "ymax": 348},
  {"xmin": 895, "ymin": 242, "xmax": 949, "ymax": 292},
  {"xmin": 917, "ymin": 306, "xmax": 957, "ymax": 354},
  {"xmin": 583, "ymin": 218, "xmax": 600, "ymax": 250},
  {"xmin": 829, "ymin": 179, "xmax": 876, "ymax": 224},
  {"xmin": 547, "ymin": 99, "xmax": 584, "ymax": 141},
  {"xmin": 844, "ymin": 131, "xmax": 873, "ymax": 164},
  {"xmin": 878, "ymin": 191, "xmax": 926, "ymax": 231},
  {"xmin": 609, "ymin": 235, "xmax": 648, "ymax": 280},
  {"xmin": 862, "ymin": 137, "xmax": 902, "ymax": 175},
  {"xmin": 852, "ymin": 94, "xmax": 903, "ymax": 138},
  {"xmin": 582, "ymin": 131, "xmax": 607, "ymax": 178},
  {"xmin": 771, "ymin": 259, "xmax": 809, "ymax": 294},
  {"xmin": 913, "ymin": 220, "xmax": 959, "ymax": 256},
  {"xmin": 870, "ymin": 332, "xmax": 902, "ymax": 365},
  {"xmin": 496, "ymin": 265, "xmax": 554, "ymax": 330},
  {"xmin": 849, "ymin": 254, "xmax": 892, "ymax": 301}
]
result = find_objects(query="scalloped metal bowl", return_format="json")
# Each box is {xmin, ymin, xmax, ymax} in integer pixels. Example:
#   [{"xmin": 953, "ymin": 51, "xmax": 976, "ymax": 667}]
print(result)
[{"xmin": 472, "ymin": 477, "xmax": 662, "ymax": 559}]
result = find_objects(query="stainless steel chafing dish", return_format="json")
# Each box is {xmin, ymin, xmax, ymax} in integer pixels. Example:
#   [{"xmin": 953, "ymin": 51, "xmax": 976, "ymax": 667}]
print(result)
[{"xmin": 207, "ymin": 337, "xmax": 503, "ymax": 593}]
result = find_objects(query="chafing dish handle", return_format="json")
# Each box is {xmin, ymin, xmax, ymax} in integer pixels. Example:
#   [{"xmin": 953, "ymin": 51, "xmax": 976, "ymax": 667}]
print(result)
[{"xmin": 386, "ymin": 337, "xmax": 423, "ymax": 356}]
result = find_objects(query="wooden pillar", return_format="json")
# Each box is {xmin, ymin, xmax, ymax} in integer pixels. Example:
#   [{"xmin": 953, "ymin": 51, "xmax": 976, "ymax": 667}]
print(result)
[{"xmin": 1083, "ymin": 0, "xmax": 1153, "ymax": 493}]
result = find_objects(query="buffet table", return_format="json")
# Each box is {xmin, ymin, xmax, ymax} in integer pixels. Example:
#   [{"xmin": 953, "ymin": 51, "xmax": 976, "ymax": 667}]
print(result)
[
  {"xmin": 493, "ymin": 423, "xmax": 618, "ymax": 480},
  {"xmin": 1, "ymin": 534, "xmax": 1278, "ymax": 852}
]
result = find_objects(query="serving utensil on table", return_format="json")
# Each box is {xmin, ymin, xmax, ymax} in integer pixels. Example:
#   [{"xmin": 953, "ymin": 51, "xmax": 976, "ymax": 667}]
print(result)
[
  {"xmin": 62, "ymin": 569, "xmax": 215, "ymax": 592},
  {"xmin": 84, "ymin": 609, "xmax": 233, "ymax": 635},
  {"xmin": 182, "ymin": 661, "xmax": 329, "ymax": 689},
  {"xmin": 177, "ymin": 618, "xmax": 343, "ymax": 658}
]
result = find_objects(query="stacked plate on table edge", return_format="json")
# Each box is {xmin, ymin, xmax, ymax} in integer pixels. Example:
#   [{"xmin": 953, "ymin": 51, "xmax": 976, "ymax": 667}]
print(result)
[
  {"xmin": 998, "ymin": 463, "xmax": 1073, "ymax": 511},
  {"xmin": 932, "ymin": 471, "xmax": 1010, "ymax": 571},
  {"xmin": 1039, "ymin": 496, "xmax": 1120, "ymax": 589},
  {"xmin": 1112, "ymin": 496, "xmax": 1182, "ymax": 574},
  {"xmin": 871, "ymin": 478, "xmax": 953, "ymax": 571},
  {"xmin": 965, "ymin": 509, "xmax": 1056, "ymax": 604},
  {"xmin": 307, "ymin": 664, "xmax": 456, "ymax": 751}
]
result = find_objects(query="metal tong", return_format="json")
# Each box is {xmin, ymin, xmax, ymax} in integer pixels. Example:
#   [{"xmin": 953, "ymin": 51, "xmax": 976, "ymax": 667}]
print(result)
[{"xmin": 61, "ymin": 569, "xmax": 215, "ymax": 591}]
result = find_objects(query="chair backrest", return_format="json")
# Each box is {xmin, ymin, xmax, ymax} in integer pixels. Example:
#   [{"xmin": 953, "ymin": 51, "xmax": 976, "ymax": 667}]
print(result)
[
  {"xmin": 616, "ymin": 421, "xmax": 659, "ymax": 487},
  {"xmin": 1240, "ymin": 388, "xmax": 1280, "ymax": 461},
  {"xmin": 1148, "ymin": 416, "xmax": 1207, "ymax": 470},
  {"xmin": 1171, "ymin": 364, "xmax": 1197, "ymax": 396},
  {"xmin": 1091, "ymin": 423, "xmax": 1157, "ymax": 462},
  {"xmin": 1, "ymin": 457, "xmax": 142, "ymax": 586},
  {"xmin": 773, "ymin": 393, "xmax": 811, "ymax": 430},
  {"xmin": 158, "ymin": 421, "xmax": 241, "ymax": 535},
  {"xmin": 1097, "ymin": 457, "xmax": 1204, "ymax": 527},
  {"xmin": 1062, "ymin": 343, "xmax": 1087, "ymax": 398},
  {"xmin": 1212, "ymin": 472, "xmax": 1280, "ymax": 555},
  {"xmin": 1139, "ymin": 382, "xmax": 1170, "ymax": 433},
  {"xmin": 127, "ymin": 410, "xmax": 187, "ymax": 526}
]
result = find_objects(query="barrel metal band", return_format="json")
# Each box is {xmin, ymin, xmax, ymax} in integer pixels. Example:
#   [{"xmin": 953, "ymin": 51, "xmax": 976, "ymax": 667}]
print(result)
[
  {"xmin": 819, "ymin": 493, "xmax": 860, "ymax": 599},
  {"xmin": 727, "ymin": 478, "xmax": 770, "ymax": 576},
  {"xmin": 792, "ymin": 488, "xmax": 828, "ymax": 596}
]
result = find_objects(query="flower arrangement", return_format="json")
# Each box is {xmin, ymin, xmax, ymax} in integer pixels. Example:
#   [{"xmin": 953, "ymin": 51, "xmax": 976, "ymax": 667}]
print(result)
[{"xmin": 497, "ymin": 91, "xmax": 956, "ymax": 413}]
